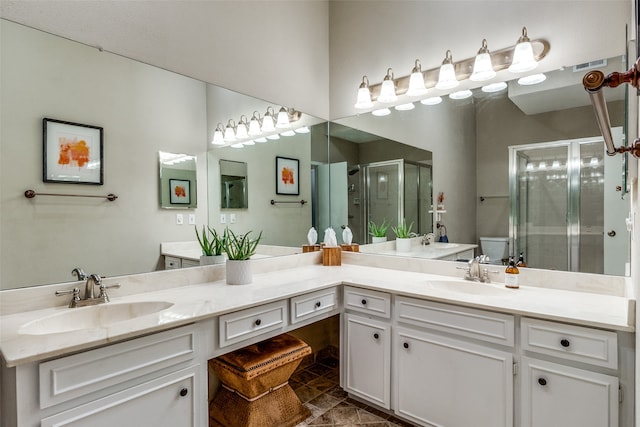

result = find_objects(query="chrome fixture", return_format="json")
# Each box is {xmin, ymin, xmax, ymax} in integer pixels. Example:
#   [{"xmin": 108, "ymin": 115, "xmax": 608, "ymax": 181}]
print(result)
[
  {"xmin": 354, "ymin": 27, "xmax": 550, "ymax": 112},
  {"xmin": 211, "ymin": 123, "xmax": 225, "ymax": 145},
  {"xmin": 71, "ymin": 267, "xmax": 87, "ymax": 281},
  {"xmin": 236, "ymin": 115, "xmax": 249, "ymax": 139},
  {"xmin": 224, "ymin": 119, "xmax": 237, "ymax": 142},
  {"xmin": 458, "ymin": 256, "xmax": 496, "ymax": 283},
  {"xmin": 55, "ymin": 273, "xmax": 120, "ymax": 308},
  {"xmin": 276, "ymin": 107, "xmax": 291, "ymax": 128}
]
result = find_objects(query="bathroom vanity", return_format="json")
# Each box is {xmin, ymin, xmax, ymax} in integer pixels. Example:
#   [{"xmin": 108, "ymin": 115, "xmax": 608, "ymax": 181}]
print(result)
[{"xmin": 0, "ymin": 252, "xmax": 634, "ymax": 427}]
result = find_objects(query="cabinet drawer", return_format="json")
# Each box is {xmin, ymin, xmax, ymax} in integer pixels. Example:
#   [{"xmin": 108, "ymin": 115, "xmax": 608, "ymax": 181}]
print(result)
[
  {"xmin": 39, "ymin": 324, "xmax": 197, "ymax": 409},
  {"xmin": 395, "ymin": 296, "xmax": 514, "ymax": 347},
  {"xmin": 290, "ymin": 287, "xmax": 338, "ymax": 324},
  {"xmin": 219, "ymin": 300, "xmax": 287, "ymax": 348},
  {"xmin": 344, "ymin": 286, "xmax": 391, "ymax": 318},
  {"xmin": 181, "ymin": 259, "xmax": 200, "ymax": 268},
  {"xmin": 165, "ymin": 256, "xmax": 182, "ymax": 269},
  {"xmin": 521, "ymin": 318, "xmax": 618, "ymax": 369}
]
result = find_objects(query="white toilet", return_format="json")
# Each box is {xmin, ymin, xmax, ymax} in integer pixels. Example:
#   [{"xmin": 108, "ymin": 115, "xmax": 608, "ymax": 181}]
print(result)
[{"xmin": 479, "ymin": 237, "xmax": 509, "ymax": 264}]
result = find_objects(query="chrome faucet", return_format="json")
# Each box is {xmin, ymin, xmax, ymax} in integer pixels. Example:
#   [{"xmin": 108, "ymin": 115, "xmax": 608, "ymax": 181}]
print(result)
[
  {"xmin": 56, "ymin": 273, "xmax": 120, "ymax": 308},
  {"xmin": 458, "ymin": 255, "xmax": 496, "ymax": 283},
  {"xmin": 71, "ymin": 267, "xmax": 87, "ymax": 281}
]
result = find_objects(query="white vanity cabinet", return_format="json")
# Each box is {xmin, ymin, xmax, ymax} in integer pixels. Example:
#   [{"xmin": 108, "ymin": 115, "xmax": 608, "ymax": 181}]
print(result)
[
  {"xmin": 342, "ymin": 286, "xmax": 392, "ymax": 409},
  {"xmin": 2, "ymin": 322, "xmax": 213, "ymax": 427},
  {"xmin": 520, "ymin": 317, "xmax": 620, "ymax": 427},
  {"xmin": 393, "ymin": 297, "xmax": 514, "ymax": 427}
]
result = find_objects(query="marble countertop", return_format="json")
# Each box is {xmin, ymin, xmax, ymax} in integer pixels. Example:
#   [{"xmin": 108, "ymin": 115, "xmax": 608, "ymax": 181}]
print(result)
[
  {"xmin": 0, "ymin": 259, "xmax": 634, "ymax": 367},
  {"xmin": 362, "ymin": 242, "xmax": 478, "ymax": 260}
]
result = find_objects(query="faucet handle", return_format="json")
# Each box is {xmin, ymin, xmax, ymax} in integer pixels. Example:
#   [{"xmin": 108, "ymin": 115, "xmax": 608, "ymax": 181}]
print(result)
[
  {"xmin": 98, "ymin": 283, "xmax": 120, "ymax": 303},
  {"xmin": 56, "ymin": 287, "xmax": 81, "ymax": 308},
  {"xmin": 71, "ymin": 267, "xmax": 87, "ymax": 281},
  {"xmin": 456, "ymin": 265, "xmax": 473, "ymax": 280},
  {"xmin": 481, "ymin": 268, "xmax": 501, "ymax": 283}
]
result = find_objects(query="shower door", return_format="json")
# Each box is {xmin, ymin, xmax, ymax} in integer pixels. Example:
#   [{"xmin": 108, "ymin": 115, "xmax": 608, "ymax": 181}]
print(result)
[
  {"xmin": 509, "ymin": 130, "xmax": 627, "ymax": 274},
  {"xmin": 365, "ymin": 160, "xmax": 403, "ymax": 243}
]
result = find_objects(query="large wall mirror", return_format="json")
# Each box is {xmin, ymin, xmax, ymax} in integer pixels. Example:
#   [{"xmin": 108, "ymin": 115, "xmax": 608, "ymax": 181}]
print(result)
[{"xmin": 0, "ymin": 15, "xmax": 634, "ymax": 291}]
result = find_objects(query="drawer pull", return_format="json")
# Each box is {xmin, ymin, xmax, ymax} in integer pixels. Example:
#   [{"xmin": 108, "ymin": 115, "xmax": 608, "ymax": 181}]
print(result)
[
  {"xmin": 255, "ymin": 319, "xmax": 262, "ymax": 326},
  {"xmin": 179, "ymin": 387, "xmax": 189, "ymax": 397},
  {"xmin": 537, "ymin": 377, "xmax": 547, "ymax": 387},
  {"xmin": 315, "ymin": 301, "xmax": 321, "ymax": 308},
  {"xmin": 403, "ymin": 342, "xmax": 409, "ymax": 349},
  {"xmin": 361, "ymin": 299, "xmax": 367, "ymax": 305},
  {"xmin": 373, "ymin": 333, "xmax": 379, "ymax": 340},
  {"xmin": 560, "ymin": 338, "xmax": 571, "ymax": 348}
]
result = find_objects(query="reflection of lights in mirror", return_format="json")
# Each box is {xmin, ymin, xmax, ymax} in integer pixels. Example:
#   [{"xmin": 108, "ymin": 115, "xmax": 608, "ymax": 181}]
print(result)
[
  {"xmin": 372, "ymin": 108, "xmax": 391, "ymax": 116},
  {"xmin": 449, "ymin": 90, "xmax": 472, "ymax": 100}
]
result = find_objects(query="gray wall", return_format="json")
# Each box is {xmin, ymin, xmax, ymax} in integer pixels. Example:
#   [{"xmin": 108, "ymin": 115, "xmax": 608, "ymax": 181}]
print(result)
[{"xmin": 0, "ymin": 20, "xmax": 207, "ymax": 289}]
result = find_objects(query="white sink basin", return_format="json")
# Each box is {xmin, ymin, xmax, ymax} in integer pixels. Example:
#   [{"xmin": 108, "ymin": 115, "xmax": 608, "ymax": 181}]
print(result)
[
  {"xmin": 18, "ymin": 301, "xmax": 174, "ymax": 335},
  {"xmin": 426, "ymin": 280, "xmax": 513, "ymax": 296},
  {"xmin": 430, "ymin": 243, "xmax": 459, "ymax": 249}
]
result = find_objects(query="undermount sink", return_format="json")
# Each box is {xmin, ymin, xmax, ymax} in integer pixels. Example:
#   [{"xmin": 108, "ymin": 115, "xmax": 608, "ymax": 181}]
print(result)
[
  {"xmin": 18, "ymin": 301, "xmax": 174, "ymax": 335},
  {"xmin": 426, "ymin": 280, "xmax": 513, "ymax": 296}
]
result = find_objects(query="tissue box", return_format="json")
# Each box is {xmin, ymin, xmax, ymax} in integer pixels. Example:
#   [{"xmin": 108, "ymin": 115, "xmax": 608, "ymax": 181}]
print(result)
[
  {"xmin": 302, "ymin": 244, "xmax": 321, "ymax": 253},
  {"xmin": 340, "ymin": 243, "xmax": 359, "ymax": 252},
  {"xmin": 322, "ymin": 247, "xmax": 341, "ymax": 266}
]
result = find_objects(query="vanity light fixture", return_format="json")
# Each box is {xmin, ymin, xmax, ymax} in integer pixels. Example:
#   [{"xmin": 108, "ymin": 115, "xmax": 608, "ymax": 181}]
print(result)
[
  {"xmin": 420, "ymin": 96, "xmax": 443, "ymax": 106},
  {"xmin": 211, "ymin": 123, "xmax": 225, "ymax": 145},
  {"xmin": 470, "ymin": 39, "xmax": 496, "ymax": 82},
  {"xmin": 435, "ymin": 51, "xmax": 459, "ymax": 90},
  {"xmin": 354, "ymin": 76, "xmax": 374, "ymax": 109},
  {"xmin": 372, "ymin": 108, "xmax": 391, "ymax": 116},
  {"xmin": 406, "ymin": 59, "xmax": 428, "ymax": 96},
  {"xmin": 248, "ymin": 112, "xmax": 262, "ymax": 136},
  {"xmin": 276, "ymin": 107, "xmax": 291, "ymax": 128},
  {"xmin": 449, "ymin": 89, "xmax": 473, "ymax": 100},
  {"xmin": 518, "ymin": 73, "xmax": 547, "ymax": 85},
  {"xmin": 481, "ymin": 81, "xmax": 508, "ymax": 93},
  {"xmin": 262, "ymin": 107, "xmax": 276, "ymax": 132},
  {"xmin": 508, "ymin": 27, "xmax": 538, "ymax": 73},
  {"xmin": 236, "ymin": 115, "xmax": 249, "ymax": 139},
  {"xmin": 378, "ymin": 68, "xmax": 398, "ymax": 103},
  {"xmin": 224, "ymin": 119, "xmax": 237, "ymax": 142},
  {"xmin": 394, "ymin": 103, "xmax": 415, "ymax": 111}
]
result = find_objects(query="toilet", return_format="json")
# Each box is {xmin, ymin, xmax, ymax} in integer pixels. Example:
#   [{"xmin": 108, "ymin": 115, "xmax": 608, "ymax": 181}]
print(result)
[{"xmin": 479, "ymin": 237, "xmax": 509, "ymax": 264}]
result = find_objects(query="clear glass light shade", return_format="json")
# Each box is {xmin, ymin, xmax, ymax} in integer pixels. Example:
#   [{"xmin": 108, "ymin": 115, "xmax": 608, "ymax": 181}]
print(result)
[
  {"xmin": 276, "ymin": 108, "xmax": 290, "ymax": 128},
  {"xmin": 420, "ymin": 96, "xmax": 442, "ymax": 106},
  {"xmin": 406, "ymin": 71, "xmax": 428, "ymax": 97},
  {"xmin": 449, "ymin": 89, "xmax": 472, "ymax": 100},
  {"xmin": 378, "ymin": 79, "xmax": 397, "ymax": 103},
  {"xmin": 481, "ymin": 81, "xmax": 507, "ymax": 93},
  {"xmin": 261, "ymin": 115, "xmax": 275, "ymax": 132},
  {"xmin": 248, "ymin": 118, "xmax": 261, "ymax": 136},
  {"xmin": 371, "ymin": 108, "xmax": 391, "ymax": 116},
  {"xmin": 509, "ymin": 41, "xmax": 537, "ymax": 73},
  {"xmin": 517, "ymin": 73, "xmax": 546, "ymax": 85},
  {"xmin": 211, "ymin": 129, "xmax": 225, "ymax": 145},
  {"xmin": 435, "ymin": 63, "xmax": 459, "ymax": 90},
  {"xmin": 470, "ymin": 52, "xmax": 496, "ymax": 82},
  {"xmin": 394, "ymin": 103, "xmax": 415, "ymax": 111}
]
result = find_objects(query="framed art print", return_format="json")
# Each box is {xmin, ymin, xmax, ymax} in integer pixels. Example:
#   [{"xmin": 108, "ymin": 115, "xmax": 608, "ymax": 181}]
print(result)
[
  {"xmin": 43, "ymin": 118, "xmax": 104, "ymax": 185},
  {"xmin": 169, "ymin": 179, "xmax": 191, "ymax": 204},
  {"xmin": 276, "ymin": 156, "xmax": 300, "ymax": 195}
]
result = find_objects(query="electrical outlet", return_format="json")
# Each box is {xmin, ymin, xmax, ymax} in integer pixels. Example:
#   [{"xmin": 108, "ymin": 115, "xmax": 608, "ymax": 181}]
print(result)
[
  {"xmin": 176, "ymin": 214, "xmax": 184, "ymax": 225},
  {"xmin": 188, "ymin": 214, "xmax": 196, "ymax": 225},
  {"xmin": 220, "ymin": 214, "xmax": 226, "ymax": 224},
  {"xmin": 230, "ymin": 213, "xmax": 236, "ymax": 224}
]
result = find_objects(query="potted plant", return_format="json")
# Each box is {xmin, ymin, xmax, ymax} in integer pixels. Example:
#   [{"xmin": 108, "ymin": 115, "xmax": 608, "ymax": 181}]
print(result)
[
  {"xmin": 195, "ymin": 225, "xmax": 225, "ymax": 265},
  {"xmin": 392, "ymin": 218, "xmax": 414, "ymax": 252},
  {"xmin": 368, "ymin": 219, "xmax": 389, "ymax": 244},
  {"xmin": 223, "ymin": 228, "xmax": 262, "ymax": 285}
]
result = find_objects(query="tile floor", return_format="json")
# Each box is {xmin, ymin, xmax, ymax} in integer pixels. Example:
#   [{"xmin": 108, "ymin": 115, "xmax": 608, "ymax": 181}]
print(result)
[{"xmin": 292, "ymin": 355, "xmax": 413, "ymax": 427}]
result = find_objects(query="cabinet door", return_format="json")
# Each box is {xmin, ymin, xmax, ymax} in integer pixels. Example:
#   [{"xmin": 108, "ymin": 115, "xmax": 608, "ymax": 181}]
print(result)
[
  {"xmin": 394, "ymin": 327, "xmax": 513, "ymax": 427},
  {"xmin": 41, "ymin": 366, "xmax": 199, "ymax": 427},
  {"xmin": 345, "ymin": 314, "xmax": 391, "ymax": 409},
  {"xmin": 521, "ymin": 356, "xmax": 618, "ymax": 427}
]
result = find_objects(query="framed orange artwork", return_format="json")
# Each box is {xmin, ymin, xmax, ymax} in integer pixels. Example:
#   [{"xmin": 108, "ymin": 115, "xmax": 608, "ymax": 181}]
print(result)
[
  {"xmin": 43, "ymin": 118, "xmax": 103, "ymax": 185},
  {"xmin": 169, "ymin": 179, "xmax": 191, "ymax": 205},
  {"xmin": 276, "ymin": 156, "xmax": 299, "ymax": 195}
]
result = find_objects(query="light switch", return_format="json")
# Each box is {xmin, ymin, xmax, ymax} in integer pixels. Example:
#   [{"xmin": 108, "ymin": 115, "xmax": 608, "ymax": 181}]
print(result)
[
  {"xmin": 230, "ymin": 213, "xmax": 236, "ymax": 224},
  {"xmin": 188, "ymin": 214, "xmax": 196, "ymax": 225},
  {"xmin": 176, "ymin": 214, "xmax": 184, "ymax": 225},
  {"xmin": 220, "ymin": 214, "xmax": 226, "ymax": 224}
]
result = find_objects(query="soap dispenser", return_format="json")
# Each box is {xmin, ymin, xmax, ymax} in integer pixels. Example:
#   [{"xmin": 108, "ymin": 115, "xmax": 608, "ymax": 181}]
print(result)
[{"xmin": 505, "ymin": 256, "xmax": 519, "ymax": 289}]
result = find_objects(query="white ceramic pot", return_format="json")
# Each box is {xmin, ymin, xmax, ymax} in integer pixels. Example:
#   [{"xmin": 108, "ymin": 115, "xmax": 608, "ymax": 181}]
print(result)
[
  {"xmin": 395, "ymin": 237, "xmax": 412, "ymax": 252},
  {"xmin": 371, "ymin": 236, "xmax": 387, "ymax": 244},
  {"xmin": 200, "ymin": 254, "xmax": 225, "ymax": 266},
  {"xmin": 226, "ymin": 259, "xmax": 252, "ymax": 285}
]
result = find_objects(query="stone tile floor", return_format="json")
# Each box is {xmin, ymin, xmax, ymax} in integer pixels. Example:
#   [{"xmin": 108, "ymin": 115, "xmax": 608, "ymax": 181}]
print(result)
[{"xmin": 292, "ymin": 356, "xmax": 414, "ymax": 427}]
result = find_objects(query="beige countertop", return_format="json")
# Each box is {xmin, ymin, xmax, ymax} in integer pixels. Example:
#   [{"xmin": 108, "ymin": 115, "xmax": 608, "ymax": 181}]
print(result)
[{"xmin": 0, "ymin": 254, "xmax": 634, "ymax": 367}]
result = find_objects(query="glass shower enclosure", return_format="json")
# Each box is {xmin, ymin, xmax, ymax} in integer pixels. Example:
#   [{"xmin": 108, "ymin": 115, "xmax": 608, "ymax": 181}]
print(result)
[{"xmin": 509, "ymin": 128, "xmax": 628, "ymax": 275}]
